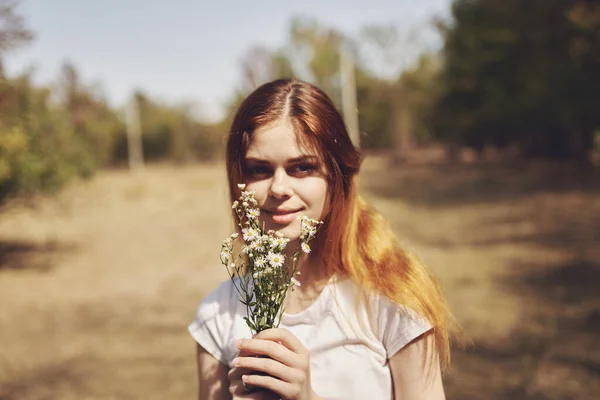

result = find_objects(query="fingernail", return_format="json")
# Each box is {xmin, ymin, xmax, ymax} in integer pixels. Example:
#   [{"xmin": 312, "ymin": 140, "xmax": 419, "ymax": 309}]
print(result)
[
  {"xmin": 236, "ymin": 339, "xmax": 242, "ymax": 348},
  {"xmin": 242, "ymin": 374, "xmax": 249, "ymax": 381},
  {"xmin": 233, "ymin": 357, "xmax": 240, "ymax": 366}
]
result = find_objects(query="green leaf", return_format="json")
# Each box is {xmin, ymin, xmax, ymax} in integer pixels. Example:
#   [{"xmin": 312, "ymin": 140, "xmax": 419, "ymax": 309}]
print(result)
[{"xmin": 243, "ymin": 317, "xmax": 256, "ymax": 332}]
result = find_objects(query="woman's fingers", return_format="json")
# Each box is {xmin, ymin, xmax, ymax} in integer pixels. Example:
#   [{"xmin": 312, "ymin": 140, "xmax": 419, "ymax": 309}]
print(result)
[
  {"xmin": 233, "ymin": 329, "xmax": 312, "ymax": 399},
  {"xmin": 236, "ymin": 338, "xmax": 295, "ymax": 367},
  {"xmin": 233, "ymin": 354, "xmax": 302, "ymax": 383},
  {"xmin": 228, "ymin": 365, "xmax": 242, "ymax": 382},
  {"xmin": 255, "ymin": 328, "xmax": 308, "ymax": 355},
  {"xmin": 229, "ymin": 366, "xmax": 277, "ymax": 400},
  {"xmin": 236, "ymin": 328, "xmax": 308, "ymax": 368},
  {"xmin": 242, "ymin": 373, "xmax": 302, "ymax": 400},
  {"xmin": 228, "ymin": 348, "xmax": 257, "ymax": 385}
]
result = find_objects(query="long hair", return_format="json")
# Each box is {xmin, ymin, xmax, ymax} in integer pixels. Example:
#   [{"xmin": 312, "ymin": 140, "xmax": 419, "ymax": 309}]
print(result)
[{"xmin": 225, "ymin": 78, "xmax": 452, "ymax": 371}]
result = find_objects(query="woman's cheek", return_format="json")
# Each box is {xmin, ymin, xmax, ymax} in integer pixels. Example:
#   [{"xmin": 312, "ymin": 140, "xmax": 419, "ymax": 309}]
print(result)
[{"xmin": 245, "ymin": 183, "xmax": 268, "ymax": 204}]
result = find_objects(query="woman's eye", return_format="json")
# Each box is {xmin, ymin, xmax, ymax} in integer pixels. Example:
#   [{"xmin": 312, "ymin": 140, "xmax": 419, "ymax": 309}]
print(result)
[
  {"xmin": 290, "ymin": 164, "xmax": 317, "ymax": 176},
  {"xmin": 246, "ymin": 166, "xmax": 271, "ymax": 177}
]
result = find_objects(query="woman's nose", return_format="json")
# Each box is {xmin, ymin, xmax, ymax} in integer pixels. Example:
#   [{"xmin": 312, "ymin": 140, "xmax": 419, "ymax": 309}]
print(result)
[{"xmin": 269, "ymin": 169, "xmax": 293, "ymax": 198}]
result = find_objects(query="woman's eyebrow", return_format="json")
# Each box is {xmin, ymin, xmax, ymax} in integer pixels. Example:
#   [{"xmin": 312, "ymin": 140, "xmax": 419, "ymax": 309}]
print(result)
[
  {"xmin": 244, "ymin": 155, "xmax": 319, "ymax": 164},
  {"xmin": 289, "ymin": 156, "xmax": 319, "ymax": 163},
  {"xmin": 244, "ymin": 157, "xmax": 270, "ymax": 164}
]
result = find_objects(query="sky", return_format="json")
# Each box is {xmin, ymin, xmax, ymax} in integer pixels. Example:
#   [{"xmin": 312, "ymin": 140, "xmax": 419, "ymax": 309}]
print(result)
[{"xmin": 4, "ymin": 0, "xmax": 452, "ymax": 122}]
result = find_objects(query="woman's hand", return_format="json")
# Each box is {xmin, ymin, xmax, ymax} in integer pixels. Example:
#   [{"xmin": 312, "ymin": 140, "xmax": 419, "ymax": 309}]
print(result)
[
  {"xmin": 232, "ymin": 328, "xmax": 319, "ymax": 400},
  {"xmin": 228, "ymin": 351, "xmax": 280, "ymax": 400}
]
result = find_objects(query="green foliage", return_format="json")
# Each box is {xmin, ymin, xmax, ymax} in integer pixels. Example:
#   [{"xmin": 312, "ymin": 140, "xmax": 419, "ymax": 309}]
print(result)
[
  {"xmin": 0, "ymin": 0, "xmax": 34, "ymax": 54},
  {"xmin": 225, "ymin": 17, "xmax": 414, "ymax": 151},
  {"xmin": 114, "ymin": 92, "xmax": 222, "ymax": 164},
  {"xmin": 432, "ymin": 0, "xmax": 600, "ymax": 159},
  {"xmin": 11, "ymin": 0, "xmax": 598, "ymax": 205},
  {"xmin": 0, "ymin": 4, "xmax": 222, "ymax": 203},
  {"xmin": 289, "ymin": 17, "xmax": 343, "ymax": 101},
  {"xmin": 57, "ymin": 63, "xmax": 124, "ymax": 168},
  {"xmin": 355, "ymin": 71, "xmax": 394, "ymax": 149},
  {"xmin": 0, "ymin": 64, "xmax": 223, "ymax": 203},
  {"xmin": 0, "ymin": 72, "xmax": 96, "ymax": 199}
]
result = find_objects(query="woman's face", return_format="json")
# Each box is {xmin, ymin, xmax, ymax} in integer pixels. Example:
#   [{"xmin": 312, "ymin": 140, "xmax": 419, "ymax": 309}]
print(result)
[{"xmin": 242, "ymin": 120, "xmax": 328, "ymax": 241}]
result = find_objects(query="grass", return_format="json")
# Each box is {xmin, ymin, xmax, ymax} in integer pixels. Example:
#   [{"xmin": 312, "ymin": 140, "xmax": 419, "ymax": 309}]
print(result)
[{"xmin": 0, "ymin": 156, "xmax": 598, "ymax": 399}]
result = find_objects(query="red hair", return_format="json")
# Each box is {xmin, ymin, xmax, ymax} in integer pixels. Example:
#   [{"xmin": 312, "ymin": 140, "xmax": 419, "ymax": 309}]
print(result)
[{"xmin": 226, "ymin": 79, "xmax": 452, "ymax": 370}]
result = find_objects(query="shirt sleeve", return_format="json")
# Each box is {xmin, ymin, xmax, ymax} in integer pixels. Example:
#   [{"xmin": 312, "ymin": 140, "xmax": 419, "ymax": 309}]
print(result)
[
  {"xmin": 188, "ymin": 280, "xmax": 238, "ymax": 366},
  {"xmin": 375, "ymin": 295, "xmax": 433, "ymax": 359}
]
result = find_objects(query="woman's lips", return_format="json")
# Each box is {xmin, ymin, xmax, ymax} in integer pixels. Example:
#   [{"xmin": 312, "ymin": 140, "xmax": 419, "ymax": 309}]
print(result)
[{"xmin": 263, "ymin": 208, "xmax": 302, "ymax": 224}]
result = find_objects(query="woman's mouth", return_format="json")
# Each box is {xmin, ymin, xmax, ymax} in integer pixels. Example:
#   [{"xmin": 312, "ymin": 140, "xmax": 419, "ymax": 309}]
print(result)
[{"xmin": 263, "ymin": 208, "xmax": 303, "ymax": 225}]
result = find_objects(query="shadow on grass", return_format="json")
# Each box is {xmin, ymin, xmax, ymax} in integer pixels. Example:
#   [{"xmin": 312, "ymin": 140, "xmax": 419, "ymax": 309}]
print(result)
[
  {"xmin": 402, "ymin": 209, "xmax": 599, "ymax": 253},
  {"xmin": 0, "ymin": 297, "xmax": 197, "ymax": 400},
  {"xmin": 0, "ymin": 357, "xmax": 96, "ymax": 400},
  {"xmin": 446, "ymin": 259, "xmax": 600, "ymax": 400},
  {"xmin": 0, "ymin": 239, "xmax": 77, "ymax": 272},
  {"xmin": 365, "ymin": 161, "xmax": 600, "ymax": 399},
  {"xmin": 361, "ymin": 161, "xmax": 600, "ymax": 208}
]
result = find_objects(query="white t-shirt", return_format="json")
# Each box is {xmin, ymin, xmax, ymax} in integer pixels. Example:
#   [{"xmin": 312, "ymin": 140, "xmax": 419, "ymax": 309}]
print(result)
[{"xmin": 188, "ymin": 276, "xmax": 432, "ymax": 400}]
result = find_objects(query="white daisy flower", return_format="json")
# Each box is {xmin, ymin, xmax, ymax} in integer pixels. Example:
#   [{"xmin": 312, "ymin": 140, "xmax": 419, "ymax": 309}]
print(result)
[
  {"xmin": 301, "ymin": 242, "xmax": 311, "ymax": 254},
  {"xmin": 250, "ymin": 240, "xmax": 264, "ymax": 252},
  {"xmin": 269, "ymin": 236, "xmax": 288, "ymax": 250},
  {"xmin": 246, "ymin": 208, "xmax": 260, "ymax": 219},
  {"xmin": 242, "ymin": 227, "xmax": 260, "ymax": 242},
  {"xmin": 301, "ymin": 225, "xmax": 317, "ymax": 240},
  {"xmin": 254, "ymin": 257, "xmax": 266, "ymax": 269},
  {"xmin": 267, "ymin": 252, "xmax": 285, "ymax": 268},
  {"xmin": 291, "ymin": 277, "xmax": 301, "ymax": 287},
  {"xmin": 241, "ymin": 190, "xmax": 255, "ymax": 201},
  {"xmin": 220, "ymin": 250, "xmax": 231, "ymax": 260},
  {"xmin": 237, "ymin": 183, "xmax": 246, "ymax": 190}
]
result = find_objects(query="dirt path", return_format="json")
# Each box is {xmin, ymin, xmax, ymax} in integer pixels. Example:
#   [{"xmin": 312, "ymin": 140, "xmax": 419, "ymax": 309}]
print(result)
[
  {"xmin": 0, "ymin": 165, "xmax": 232, "ymax": 399},
  {"xmin": 1, "ymin": 160, "xmax": 598, "ymax": 399}
]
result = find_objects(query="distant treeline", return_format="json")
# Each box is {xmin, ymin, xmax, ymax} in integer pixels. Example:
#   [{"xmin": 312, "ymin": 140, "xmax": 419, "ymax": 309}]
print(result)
[{"xmin": 0, "ymin": 0, "xmax": 599, "ymax": 202}]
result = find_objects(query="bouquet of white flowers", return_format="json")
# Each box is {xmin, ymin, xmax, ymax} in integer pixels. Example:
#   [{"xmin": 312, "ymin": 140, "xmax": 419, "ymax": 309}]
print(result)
[{"xmin": 220, "ymin": 184, "xmax": 322, "ymax": 334}]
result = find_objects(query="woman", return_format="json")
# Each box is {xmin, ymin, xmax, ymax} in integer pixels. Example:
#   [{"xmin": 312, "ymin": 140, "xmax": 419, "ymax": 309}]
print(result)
[{"xmin": 189, "ymin": 79, "xmax": 452, "ymax": 399}]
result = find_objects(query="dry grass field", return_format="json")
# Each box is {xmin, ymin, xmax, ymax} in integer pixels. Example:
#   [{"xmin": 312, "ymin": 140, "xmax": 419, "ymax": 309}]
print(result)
[{"xmin": 0, "ymin": 156, "xmax": 598, "ymax": 400}]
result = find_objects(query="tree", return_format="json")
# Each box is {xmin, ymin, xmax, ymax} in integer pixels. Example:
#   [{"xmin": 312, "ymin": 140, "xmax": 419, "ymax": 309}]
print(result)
[
  {"xmin": 225, "ymin": 17, "xmax": 442, "ymax": 152},
  {"xmin": 56, "ymin": 62, "xmax": 124, "ymax": 167},
  {"xmin": 237, "ymin": 45, "xmax": 294, "ymax": 95},
  {"xmin": 433, "ymin": 0, "xmax": 600, "ymax": 160},
  {"xmin": 0, "ymin": 0, "xmax": 33, "ymax": 54},
  {"xmin": 357, "ymin": 23, "xmax": 442, "ymax": 154},
  {"xmin": 288, "ymin": 16, "xmax": 343, "ymax": 103}
]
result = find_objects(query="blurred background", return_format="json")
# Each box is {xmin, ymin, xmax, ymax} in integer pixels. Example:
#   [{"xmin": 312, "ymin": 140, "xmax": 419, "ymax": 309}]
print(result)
[{"xmin": 0, "ymin": 0, "xmax": 599, "ymax": 399}]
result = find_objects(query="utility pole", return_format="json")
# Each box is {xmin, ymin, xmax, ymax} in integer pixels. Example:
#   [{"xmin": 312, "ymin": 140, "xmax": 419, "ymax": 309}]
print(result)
[
  {"xmin": 126, "ymin": 93, "xmax": 144, "ymax": 172},
  {"xmin": 340, "ymin": 45, "xmax": 360, "ymax": 149}
]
